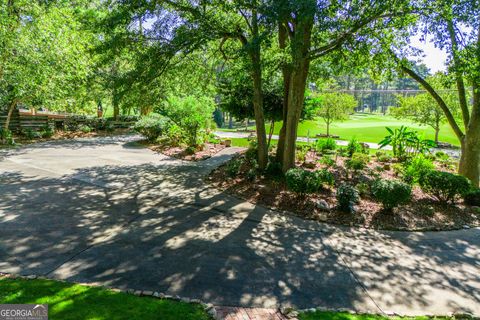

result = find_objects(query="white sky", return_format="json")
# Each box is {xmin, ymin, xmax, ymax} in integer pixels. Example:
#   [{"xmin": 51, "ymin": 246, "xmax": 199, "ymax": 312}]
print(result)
[{"xmin": 410, "ymin": 36, "xmax": 448, "ymax": 74}]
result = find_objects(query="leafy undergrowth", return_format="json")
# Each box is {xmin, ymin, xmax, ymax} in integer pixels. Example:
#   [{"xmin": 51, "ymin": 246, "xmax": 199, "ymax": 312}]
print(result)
[
  {"xmin": 209, "ymin": 152, "xmax": 480, "ymax": 231},
  {"xmin": 299, "ymin": 310, "xmax": 451, "ymax": 320},
  {"xmin": 0, "ymin": 277, "xmax": 211, "ymax": 320}
]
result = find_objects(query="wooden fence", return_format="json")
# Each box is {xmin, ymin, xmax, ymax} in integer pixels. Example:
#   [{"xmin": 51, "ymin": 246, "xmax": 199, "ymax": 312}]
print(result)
[
  {"xmin": 0, "ymin": 109, "xmax": 57, "ymax": 133},
  {"xmin": 0, "ymin": 109, "xmax": 136, "ymax": 133}
]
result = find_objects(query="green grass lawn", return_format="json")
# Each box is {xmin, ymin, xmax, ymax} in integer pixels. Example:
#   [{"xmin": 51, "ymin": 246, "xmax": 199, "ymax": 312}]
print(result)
[
  {"xmin": 0, "ymin": 277, "xmax": 210, "ymax": 320},
  {"xmin": 299, "ymin": 310, "xmax": 450, "ymax": 320},
  {"xmin": 221, "ymin": 113, "xmax": 459, "ymax": 146}
]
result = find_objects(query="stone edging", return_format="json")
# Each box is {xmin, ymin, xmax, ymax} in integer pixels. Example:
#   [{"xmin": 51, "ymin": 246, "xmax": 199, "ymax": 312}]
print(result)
[{"xmin": 1, "ymin": 273, "xmax": 478, "ymax": 319}]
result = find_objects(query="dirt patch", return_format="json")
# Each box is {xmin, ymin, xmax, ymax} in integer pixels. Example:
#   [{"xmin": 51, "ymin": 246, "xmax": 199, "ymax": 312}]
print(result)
[
  {"xmin": 139, "ymin": 140, "xmax": 227, "ymax": 161},
  {"xmin": 208, "ymin": 152, "xmax": 480, "ymax": 231}
]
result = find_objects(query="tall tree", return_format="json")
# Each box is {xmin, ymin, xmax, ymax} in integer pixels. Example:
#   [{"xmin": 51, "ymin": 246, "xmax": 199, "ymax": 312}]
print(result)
[
  {"xmin": 393, "ymin": 0, "xmax": 480, "ymax": 185},
  {"xmin": 0, "ymin": 0, "xmax": 94, "ymax": 138},
  {"xmin": 268, "ymin": 0, "xmax": 412, "ymax": 171}
]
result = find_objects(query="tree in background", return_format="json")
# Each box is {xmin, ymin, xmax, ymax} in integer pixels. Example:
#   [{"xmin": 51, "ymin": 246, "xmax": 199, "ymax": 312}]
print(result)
[
  {"xmin": 0, "ymin": 0, "xmax": 95, "ymax": 138},
  {"xmin": 308, "ymin": 93, "xmax": 357, "ymax": 137},
  {"xmin": 269, "ymin": 0, "xmax": 412, "ymax": 171},
  {"xmin": 392, "ymin": 94, "xmax": 445, "ymax": 143},
  {"xmin": 158, "ymin": 96, "xmax": 215, "ymax": 148}
]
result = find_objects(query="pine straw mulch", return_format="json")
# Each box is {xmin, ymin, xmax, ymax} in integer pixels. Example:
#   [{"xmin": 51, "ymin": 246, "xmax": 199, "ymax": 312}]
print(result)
[{"xmin": 208, "ymin": 151, "xmax": 480, "ymax": 231}]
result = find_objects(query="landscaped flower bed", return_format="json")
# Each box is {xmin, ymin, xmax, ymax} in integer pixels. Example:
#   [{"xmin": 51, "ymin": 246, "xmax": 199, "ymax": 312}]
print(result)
[
  {"xmin": 208, "ymin": 136, "xmax": 480, "ymax": 231},
  {"xmin": 140, "ymin": 140, "xmax": 227, "ymax": 161}
]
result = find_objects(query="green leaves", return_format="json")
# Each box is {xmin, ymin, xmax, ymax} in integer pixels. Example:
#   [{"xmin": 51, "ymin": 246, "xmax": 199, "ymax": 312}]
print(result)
[{"xmin": 379, "ymin": 126, "xmax": 436, "ymax": 159}]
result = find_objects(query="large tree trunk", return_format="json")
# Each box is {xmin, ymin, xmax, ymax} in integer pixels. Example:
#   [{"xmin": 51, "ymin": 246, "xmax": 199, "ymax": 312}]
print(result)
[
  {"xmin": 282, "ymin": 60, "xmax": 310, "ymax": 172},
  {"xmin": 248, "ymin": 10, "xmax": 268, "ymax": 170},
  {"xmin": 280, "ymin": 18, "xmax": 313, "ymax": 172},
  {"xmin": 113, "ymin": 100, "xmax": 119, "ymax": 120},
  {"xmin": 459, "ymin": 134, "xmax": 480, "ymax": 186},
  {"xmin": 461, "ymin": 77, "xmax": 480, "ymax": 186},
  {"xmin": 275, "ymin": 22, "xmax": 291, "ymax": 164}
]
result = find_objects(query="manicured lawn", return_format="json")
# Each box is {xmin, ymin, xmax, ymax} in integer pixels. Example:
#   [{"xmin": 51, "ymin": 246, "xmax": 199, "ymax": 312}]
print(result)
[
  {"xmin": 221, "ymin": 113, "xmax": 459, "ymax": 146},
  {"xmin": 0, "ymin": 277, "xmax": 210, "ymax": 320},
  {"xmin": 299, "ymin": 310, "xmax": 450, "ymax": 320}
]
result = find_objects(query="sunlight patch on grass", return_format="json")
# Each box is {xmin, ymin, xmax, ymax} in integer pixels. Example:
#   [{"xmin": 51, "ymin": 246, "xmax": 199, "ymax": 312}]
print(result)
[{"xmin": 0, "ymin": 278, "xmax": 210, "ymax": 320}]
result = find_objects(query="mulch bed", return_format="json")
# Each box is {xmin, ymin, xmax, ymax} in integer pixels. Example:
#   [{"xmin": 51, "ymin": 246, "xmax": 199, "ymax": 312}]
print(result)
[
  {"xmin": 140, "ymin": 140, "xmax": 227, "ymax": 161},
  {"xmin": 3, "ymin": 129, "xmax": 132, "ymax": 147},
  {"xmin": 208, "ymin": 151, "xmax": 480, "ymax": 231}
]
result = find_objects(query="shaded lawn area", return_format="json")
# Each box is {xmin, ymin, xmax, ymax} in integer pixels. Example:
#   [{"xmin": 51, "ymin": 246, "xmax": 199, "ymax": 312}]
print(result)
[
  {"xmin": 299, "ymin": 310, "xmax": 451, "ymax": 320},
  {"xmin": 221, "ymin": 113, "xmax": 459, "ymax": 146},
  {"xmin": 0, "ymin": 278, "xmax": 210, "ymax": 320}
]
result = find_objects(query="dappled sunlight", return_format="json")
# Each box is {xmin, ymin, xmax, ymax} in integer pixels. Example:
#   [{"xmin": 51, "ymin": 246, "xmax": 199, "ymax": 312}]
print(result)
[{"xmin": 1, "ymin": 137, "xmax": 479, "ymax": 315}]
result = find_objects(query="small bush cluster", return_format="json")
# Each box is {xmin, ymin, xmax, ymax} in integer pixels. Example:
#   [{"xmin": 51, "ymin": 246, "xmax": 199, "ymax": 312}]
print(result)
[
  {"xmin": 346, "ymin": 153, "xmax": 370, "ymax": 172},
  {"xmin": 319, "ymin": 156, "xmax": 335, "ymax": 168},
  {"xmin": 336, "ymin": 184, "xmax": 359, "ymax": 213},
  {"xmin": 316, "ymin": 138, "xmax": 336, "ymax": 153},
  {"xmin": 346, "ymin": 138, "xmax": 363, "ymax": 157},
  {"xmin": 133, "ymin": 114, "xmax": 170, "ymax": 142},
  {"xmin": 226, "ymin": 158, "xmax": 243, "ymax": 177},
  {"xmin": 403, "ymin": 155, "xmax": 434, "ymax": 184},
  {"xmin": 419, "ymin": 171, "xmax": 470, "ymax": 203},
  {"xmin": 372, "ymin": 179, "xmax": 412, "ymax": 211},
  {"xmin": 265, "ymin": 160, "xmax": 283, "ymax": 177},
  {"xmin": 285, "ymin": 168, "xmax": 333, "ymax": 194},
  {"xmin": 0, "ymin": 128, "xmax": 14, "ymax": 145}
]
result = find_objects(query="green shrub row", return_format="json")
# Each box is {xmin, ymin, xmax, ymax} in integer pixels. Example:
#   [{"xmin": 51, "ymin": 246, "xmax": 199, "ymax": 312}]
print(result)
[{"xmin": 285, "ymin": 168, "xmax": 334, "ymax": 194}]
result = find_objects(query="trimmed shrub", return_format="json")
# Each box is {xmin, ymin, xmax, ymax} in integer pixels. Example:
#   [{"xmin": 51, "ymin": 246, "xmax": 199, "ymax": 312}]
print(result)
[
  {"xmin": 403, "ymin": 155, "xmax": 434, "ymax": 184},
  {"xmin": 22, "ymin": 128, "xmax": 38, "ymax": 140},
  {"xmin": 316, "ymin": 138, "xmax": 337, "ymax": 153},
  {"xmin": 372, "ymin": 179, "xmax": 412, "ymax": 210},
  {"xmin": 419, "ymin": 171, "xmax": 471, "ymax": 203},
  {"xmin": 134, "ymin": 114, "xmax": 170, "ymax": 142},
  {"xmin": 0, "ymin": 128, "xmax": 14, "ymax": 145},
  {"xmin": 356, "ymin": 182, "xmax": 370, "ymax": 197},
  {"xmin": 265, "ymin": 161, "xmax": 283, "ymax": 177},
  {"xmin": 319, "ymin": 156, "xmax": 335, "ymax": 168},
  {"xmin": 41, "ymin": 125, "xmax": 54, "ymax": 138},
  {"xmin": 346, "ymin": 137, "xmax": 362, "ymax": 157},
  {"xmin": 296, "ymin": 145, "xmax": 309, "ymax": 162},
  {"xmin": 245, "ymin": 140, "xmax": 258, "ymax": 163},
  {"xmin": 376, "ymin": 152, "xmax": 392, "ymax": 163},
  {"xmin": 464, "ymin": 189, "xmax": 480, "ymax": 206},
  {"xmin": 346, "ymin": 153, "xmax": 370, "ymax": 172},
  {"xmin": 336, "ymin": 184, "xmax": 359, "ymax": 213},
  {"xmin": 285, "ymin": 168, "xmax": 334, "ymax": 194},
  {"xmin": 80, "ymin": 125, "xmax": 92, "ymax": 133},
  {"xmin": 226, "ymin": 158, "xmax": 243, "ymax": 177}
]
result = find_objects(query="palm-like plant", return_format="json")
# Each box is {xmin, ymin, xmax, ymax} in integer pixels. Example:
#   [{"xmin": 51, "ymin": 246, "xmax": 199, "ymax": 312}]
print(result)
[{"xmin": 379, "ymin": 126, "xmax": 436, "ymax": 159}]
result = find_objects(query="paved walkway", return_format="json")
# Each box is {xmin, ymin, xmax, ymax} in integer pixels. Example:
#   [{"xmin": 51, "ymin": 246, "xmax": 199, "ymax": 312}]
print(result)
[{"xmin": 0, "ymin": 135, "xmax": 478, "ymax": 317}]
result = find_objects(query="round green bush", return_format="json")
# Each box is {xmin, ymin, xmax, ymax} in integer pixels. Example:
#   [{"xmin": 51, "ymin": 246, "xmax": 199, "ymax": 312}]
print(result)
[
  {"xmin": 285, "ymin": 168, "xmax": 334, "ymax": 194},
  {"xmin": 226, "ymin": 158, "xmax": 243, "ymax": 177},
  {"xmin": 336, "ymin": 184, "xmax": 359, "ymax": 213},
  {"xmin": 403, "ymin": 155, "xmax": 434, "ymax": 184},
  {"xmin": 346, "ymin": 153, "xmax": 370, "ymax": 172},
  {"xmin": 316, "ymin": 138, "xmax": 337, "ymax": 153},
  {"xmin": 133, "ymin": 114, "xmax": 170, "ymax": 142},
  {"xmin": 464, "ymin": 189, "xmax": 480, "ymax": 206},
  {"xmin": 419, "ymin": 171, "xmax": 471, "ymax": 203},
  {"xmin": 372, "ymin": 179, "xmax": 412, "ymax": 210}
]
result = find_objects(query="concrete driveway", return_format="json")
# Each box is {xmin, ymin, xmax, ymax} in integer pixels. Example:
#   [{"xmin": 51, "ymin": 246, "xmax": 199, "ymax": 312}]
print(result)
[{"xmin": 0, "ymin": 135, "xmax": 478, "ymax": 316}]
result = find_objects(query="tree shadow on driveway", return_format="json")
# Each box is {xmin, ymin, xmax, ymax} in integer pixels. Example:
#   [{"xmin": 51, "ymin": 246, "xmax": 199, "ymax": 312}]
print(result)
[{"xmin": 1, "ymin": 158, "xmax": 479, "ymax": 315}]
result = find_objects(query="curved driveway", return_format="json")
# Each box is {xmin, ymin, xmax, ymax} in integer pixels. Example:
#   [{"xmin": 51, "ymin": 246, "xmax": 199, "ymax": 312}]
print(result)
[{"xmin": 0, "ymin": 135, "xmax": 478, "ymax": 316}]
